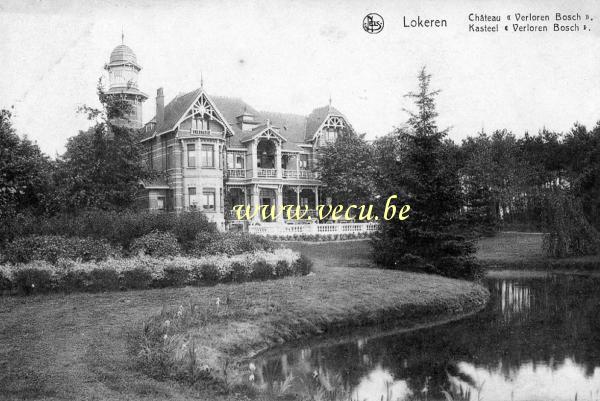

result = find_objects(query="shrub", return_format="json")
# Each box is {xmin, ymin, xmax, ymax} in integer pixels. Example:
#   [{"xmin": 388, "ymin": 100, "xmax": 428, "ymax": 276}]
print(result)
[
  {"xmin": 275, "ymin": 260, "xmax": 294, "ymax": 277},
  {"xmin": 88, "ymin": 268, "xmax": 120, "ymax": 292},
  {"xmin": 13, "ymin": 268, "xmax": 53, "ymax": 294},
  {"xmin": 434, "ymin": 256, "xmax": 483, "ymax": 280},
  {"xmin": 292, "ymin": 254, "xmax": 313, "ymax": 275},
  {"xmin": 0, "ymin": 267, "xmax": 12, "ymax": 292},
  {"xmin": 3, "ymin": 235, "xmax": 117, "ymax": 264},
  {"xmin": 131, "ymin": 231, "xmax": 181, "ymax": 257},
  {"xmin": 200, "ymin": 263, "xmax": 221, "ymax": 283},
  {"xmin": 230, "ymin": 261, "xmax": 252, "ymax": 282},
  {"xmin": 2, "ymin": 210, "xmax": 217, "ymax": 249},
  {"xmin": 60, "ymin": 270, "xmax": 89, "ymax": 293},
  {"xmin": 251, "ymin": 260, "xmax": 275, "ymax": 280},
  {"xmin": 161, "ymin": 266, "xmax": 189, "ymax": 287},
  {"xmin": 191, "ymin": 232, "xmax": 274, "ymax": 256},
  {"xmin": 122, "ymin": 268, "xmax": 153, "ymax": 290}
]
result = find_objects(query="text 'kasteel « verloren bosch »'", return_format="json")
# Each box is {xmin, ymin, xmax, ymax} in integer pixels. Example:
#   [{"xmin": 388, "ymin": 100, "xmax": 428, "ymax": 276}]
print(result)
[{"xmin": 468, "ymin": 12, "xmax": 595, "ymax": 33}]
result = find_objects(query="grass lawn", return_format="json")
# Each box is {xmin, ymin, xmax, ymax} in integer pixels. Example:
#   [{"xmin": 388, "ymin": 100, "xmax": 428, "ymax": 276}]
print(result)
[
  {"xmin": 476, "ymin": 232, "xmax": 600, "ymax": 270},
  {"xmin": 0, "ymin": 241, "xmax": 488, "ymax": 401}
]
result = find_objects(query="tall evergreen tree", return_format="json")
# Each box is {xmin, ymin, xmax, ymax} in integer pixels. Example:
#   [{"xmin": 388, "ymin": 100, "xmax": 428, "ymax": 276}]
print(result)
[
  {"xmin": 53, "ymin": 82, "xmax": 156, "ymax": 211},
  {"xmin": 373, "ymin": 68, "xmax": 480, "ymax": 279}
]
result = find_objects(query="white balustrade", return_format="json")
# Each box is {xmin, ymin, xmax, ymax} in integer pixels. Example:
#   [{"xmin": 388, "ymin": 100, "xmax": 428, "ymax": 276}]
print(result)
[
  {"xmin": 228, "ymin": 169, "xmax": 246, "ymax": 178},
  {"xmin": 247, "ymin": 222, "xmax": 379, "ymax": 237},
  {"xmin": 257, "ymin": 168, "xmax": 277, "ymax": 178}
]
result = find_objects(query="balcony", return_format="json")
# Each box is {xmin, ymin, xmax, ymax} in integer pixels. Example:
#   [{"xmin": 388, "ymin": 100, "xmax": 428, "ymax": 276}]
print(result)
[
  {"xmin": 282, "ymin": 170, "xmax": 316, "ymax": 179},
  {"xmin": 257, "ymin": 168, "xmax": 277, "ymax": 178},
  {"xmin": 228, "ymin": 169, "xmax": 246, "ymax": 178},
  {"xmin": 191, "ymin": 129, "xmax": 211, "ymax": 136}
]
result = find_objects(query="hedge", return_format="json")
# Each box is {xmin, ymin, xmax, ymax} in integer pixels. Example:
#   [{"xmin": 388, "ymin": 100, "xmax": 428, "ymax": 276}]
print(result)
[{"xmin": 0, "ymin": 249, "xmax": 311, "ymax": 295}]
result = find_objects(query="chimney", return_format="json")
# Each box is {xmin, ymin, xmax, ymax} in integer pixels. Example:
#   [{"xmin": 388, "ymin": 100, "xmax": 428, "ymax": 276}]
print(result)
[{"xmin": 156, "ymin": 87, "xmax": 164, "ymax": 125}]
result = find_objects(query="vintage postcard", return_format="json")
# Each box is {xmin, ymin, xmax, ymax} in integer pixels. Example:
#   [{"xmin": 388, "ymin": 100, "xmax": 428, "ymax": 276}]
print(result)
[{"xmin": 1, "ymin": 0, "xmax": 599, "ymax": 400}]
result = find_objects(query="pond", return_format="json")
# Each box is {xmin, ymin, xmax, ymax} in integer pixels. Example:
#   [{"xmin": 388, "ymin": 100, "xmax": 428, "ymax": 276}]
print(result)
[{"xmin": 252, "ymin": 274, "xmax": 600, "ymax": 401}]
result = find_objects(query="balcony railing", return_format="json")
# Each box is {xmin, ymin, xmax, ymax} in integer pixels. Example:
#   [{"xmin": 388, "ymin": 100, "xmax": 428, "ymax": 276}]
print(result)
[
  {"xmin": 257, "ymin": 168, "xmax": 277, "ymax": 178},
  {"xmin": 228, "ymin": 169, "xmax": 246, "ymax": 178},
  {"xmin": 282, "ymin": 170, "xmax": 316, "ymax": 179},
  {"xmin": 191, "ymin": 129, "xmax": 211, "ymax": 136},
  {"xmin": 248, "ymin": 222, "xmax": 379, "ymax": 237}
]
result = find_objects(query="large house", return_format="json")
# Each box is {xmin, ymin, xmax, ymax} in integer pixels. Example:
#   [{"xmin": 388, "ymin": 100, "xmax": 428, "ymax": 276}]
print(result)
[{"xmin": 104, "ymin": 42, "xmax": 355, "ymax": 231}]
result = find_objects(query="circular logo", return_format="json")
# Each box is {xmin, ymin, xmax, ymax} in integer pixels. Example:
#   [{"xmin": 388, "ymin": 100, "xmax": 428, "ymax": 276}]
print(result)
[{"xmin": 363, "ymin": 13, "xmax": 384, "ymax": 34}]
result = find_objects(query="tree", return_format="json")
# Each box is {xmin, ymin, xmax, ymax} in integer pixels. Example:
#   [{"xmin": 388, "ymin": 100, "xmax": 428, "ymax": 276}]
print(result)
[
  {"xmin": 316, "ymin": 129, "xmax": 376, "ymax": 212},
  {"xmin": 372, "ymin": 67, "xmax": 480, "ymax": 279},
  {"xmin": 53, "ymin": 82, "xmax": 155, "ymax": 211},
  {"xmin": 0, "ymin": 109, "xmax": 54, "ymax": 218}
]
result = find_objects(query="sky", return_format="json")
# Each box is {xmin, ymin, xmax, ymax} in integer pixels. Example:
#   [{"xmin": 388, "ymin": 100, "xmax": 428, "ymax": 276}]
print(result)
[{"xmin": 1, "ymin": 0, "xmax": 599, "ymax": 156}]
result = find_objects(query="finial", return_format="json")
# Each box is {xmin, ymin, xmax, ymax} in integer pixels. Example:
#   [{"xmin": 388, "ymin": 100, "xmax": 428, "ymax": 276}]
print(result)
[
  {"xmin": 266, "ymin": 118, "xmax": 271, "ymax": 127},
  {"xmin": 121, "ymin": 27, "xmax": 124, "ymax": 44},
  {"xmin": 328, "ymin": 94, "xmax": 332, "ymax": 111},
  {"xmin": 201, "ymin": 72, "xmax": 204, "ymax": 89}
]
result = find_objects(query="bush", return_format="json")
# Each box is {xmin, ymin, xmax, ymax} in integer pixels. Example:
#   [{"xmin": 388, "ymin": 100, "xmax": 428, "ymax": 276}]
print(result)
[
  {"xmin": 88, "ymin": 268, "xmax": 120, "ymax": 292},
  {"xmin": 275, "ymin": 260, "xmax": 294, "ymax": 277},
  {"xmin": 292, "ymin": 254, "xmax": 313, "ymax": 275},
  {"xmin": 1, "ymin": 210, "xmax": 217, "ymax": 249},
  {"xmin": 13, "ymin": 268, "xmax": 53, "ymax": 294},
  {"xmin": 161, "ymin": 266, "xmax": 189, "ymax": 287},
  {"xmin": 434, "ymin": 256, "xmax": 483, "ymax": 280},
  {"xmin": 230, "ymin": 261, "xmax": 252, "ymax": 282},
  {"xmin": 191, "ymin": 232, "xmax": 274, "ymax": 256},
  {"xmin": 0, "ymin": 248, "xmax": 308, "ymax": 295},
  {"xmin": 60, "ymin": 270, "xmax": 89, "ymax": 293},
  {"xmin": 3, "ymin": 235, "xmax": 117, "ymax": 264},
  {"xmin": 122, "ymin": 268, "xmax": 153, "ymax": 290},
  {"xmin": 0, "ymin": 268, "xmax": 12, "ymax": 292},
  {"xmin": 251, "ymin": 260, "xmax": 275, "ymax": 280},
  {"xmin": 200, "ymin": 263, "xmax": 221, "ymax": 283},
  {"xmin": 131, "ymin": 231, "xmax": 181, "ymax": 257}
]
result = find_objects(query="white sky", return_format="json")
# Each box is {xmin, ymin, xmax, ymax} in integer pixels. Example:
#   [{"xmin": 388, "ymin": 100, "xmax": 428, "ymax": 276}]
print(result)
[{"xmin": 1, "ymin": 0, "xmax": 599, "ymax": 156}]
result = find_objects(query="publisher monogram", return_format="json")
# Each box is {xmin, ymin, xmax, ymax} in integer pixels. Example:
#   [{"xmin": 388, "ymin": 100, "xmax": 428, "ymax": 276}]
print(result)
[{"xmin": 363, "ymin": 13, "xmax": 384, "ymax": 34}]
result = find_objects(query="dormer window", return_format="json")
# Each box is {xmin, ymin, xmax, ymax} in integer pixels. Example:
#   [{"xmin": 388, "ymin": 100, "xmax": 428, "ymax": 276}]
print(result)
[{"xmin": 193, "ymin": 115, "xmax": 209, "ymax": 132}]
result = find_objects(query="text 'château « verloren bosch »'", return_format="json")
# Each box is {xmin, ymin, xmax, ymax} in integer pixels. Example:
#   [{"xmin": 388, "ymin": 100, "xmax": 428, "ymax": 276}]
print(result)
[{"xmin": 468, "ymin": 12, "xmax": 592, "ymax": 33}]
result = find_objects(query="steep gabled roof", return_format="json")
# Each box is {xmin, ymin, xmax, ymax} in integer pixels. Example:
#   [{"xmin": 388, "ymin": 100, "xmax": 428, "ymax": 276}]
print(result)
[
  {"xmin": 141, "ymin": 90, "xmax": 349, "ymax": 147},
  {"xmin": 305, "ymin": 105, "xmax": 343, "ymax": 141},
  {"xmin": 260, "ymin": 111, "xmax": 307, "ymax": 144}
]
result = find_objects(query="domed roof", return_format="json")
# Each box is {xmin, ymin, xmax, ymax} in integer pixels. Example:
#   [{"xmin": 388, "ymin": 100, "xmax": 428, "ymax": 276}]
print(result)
[{"xmin": 109, "ymin": 44, "xmax": 138, "ymax": 65}]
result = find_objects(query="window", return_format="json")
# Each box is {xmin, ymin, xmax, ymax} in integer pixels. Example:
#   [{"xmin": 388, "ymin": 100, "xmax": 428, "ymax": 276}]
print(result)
[
  {"xmin": 203, "ymin": 189, "xmax": 215, "ymax": 211},
  {"xmin": 227, "ymin": 153, "xmax": 244, "ymax": 169},
  {"xmin": 235, "ymin": 155, "xmax": 244, "ymax": 169},
  {"xmin": 166, "ymin": 145, "xmax": 173, "ymax": 169},
  {"xmin": 193, "ymin": 116, "xmax": 209, "ymax": 131},
  {"xmin": 157, "ymin": 196, "xmax": 165, "ymax": 210},
  {"xmin": 201, "ymin": 144, "xmax": 214, "ymax": 167},
  {"xmin": 187, "ymin": 143, "xmax": 196, "ymax": 167},
  {"xmin": 299, "ymin": 154, "xmax": 309, "ymax": 169},
  {"xmin": 188, "ymin": 187, "xmax": 198, "ymax": 208}
]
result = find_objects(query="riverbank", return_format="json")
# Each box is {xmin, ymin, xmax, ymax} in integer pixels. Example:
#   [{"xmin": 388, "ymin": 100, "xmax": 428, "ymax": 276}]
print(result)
[
  {"xmin": 134, "ymin": 265, "xmax": 488, "ymax": 389},
  {"xmin": 0, "ymin": 241, "xmax": 488, "ymax": 401}
]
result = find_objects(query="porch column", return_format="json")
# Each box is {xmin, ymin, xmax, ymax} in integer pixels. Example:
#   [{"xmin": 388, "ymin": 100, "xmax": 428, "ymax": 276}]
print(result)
[
  {"xmin": 251, "ymin": 139, "xmax": 258, "ymax": 178},
  {"xmin": 251, "ymin": 184, "xmax": 260, "ymax": 222},
  {"xmin": 296, "ymin": 185, "xmax": 301, "ymax": 206},
  {"xmin": 275, "ymin": 142, "xmax": 282, "ymax": 178},
  {"xmin": 276, "ymin": 185, "xmax": 284, "ymax": 223},
  {"xmin": 296, "ymin": 153, "xmax": 300, "ymax": 177},
  {"xmin": 314, "ymin": 186, "xmax": 319, "ymax": 208}
]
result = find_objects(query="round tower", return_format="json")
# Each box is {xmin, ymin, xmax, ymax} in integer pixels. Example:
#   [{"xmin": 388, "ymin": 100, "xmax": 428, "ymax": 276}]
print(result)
[{"xmin": 104, "ymin": 41, "xmax": 148, "ymax": 128}]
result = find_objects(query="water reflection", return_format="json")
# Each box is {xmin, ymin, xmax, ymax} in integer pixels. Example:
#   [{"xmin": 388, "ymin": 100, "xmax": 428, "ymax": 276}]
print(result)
[{"xmin": 253, "ymin": 275, "xmax": 600, "ymax": 400}]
